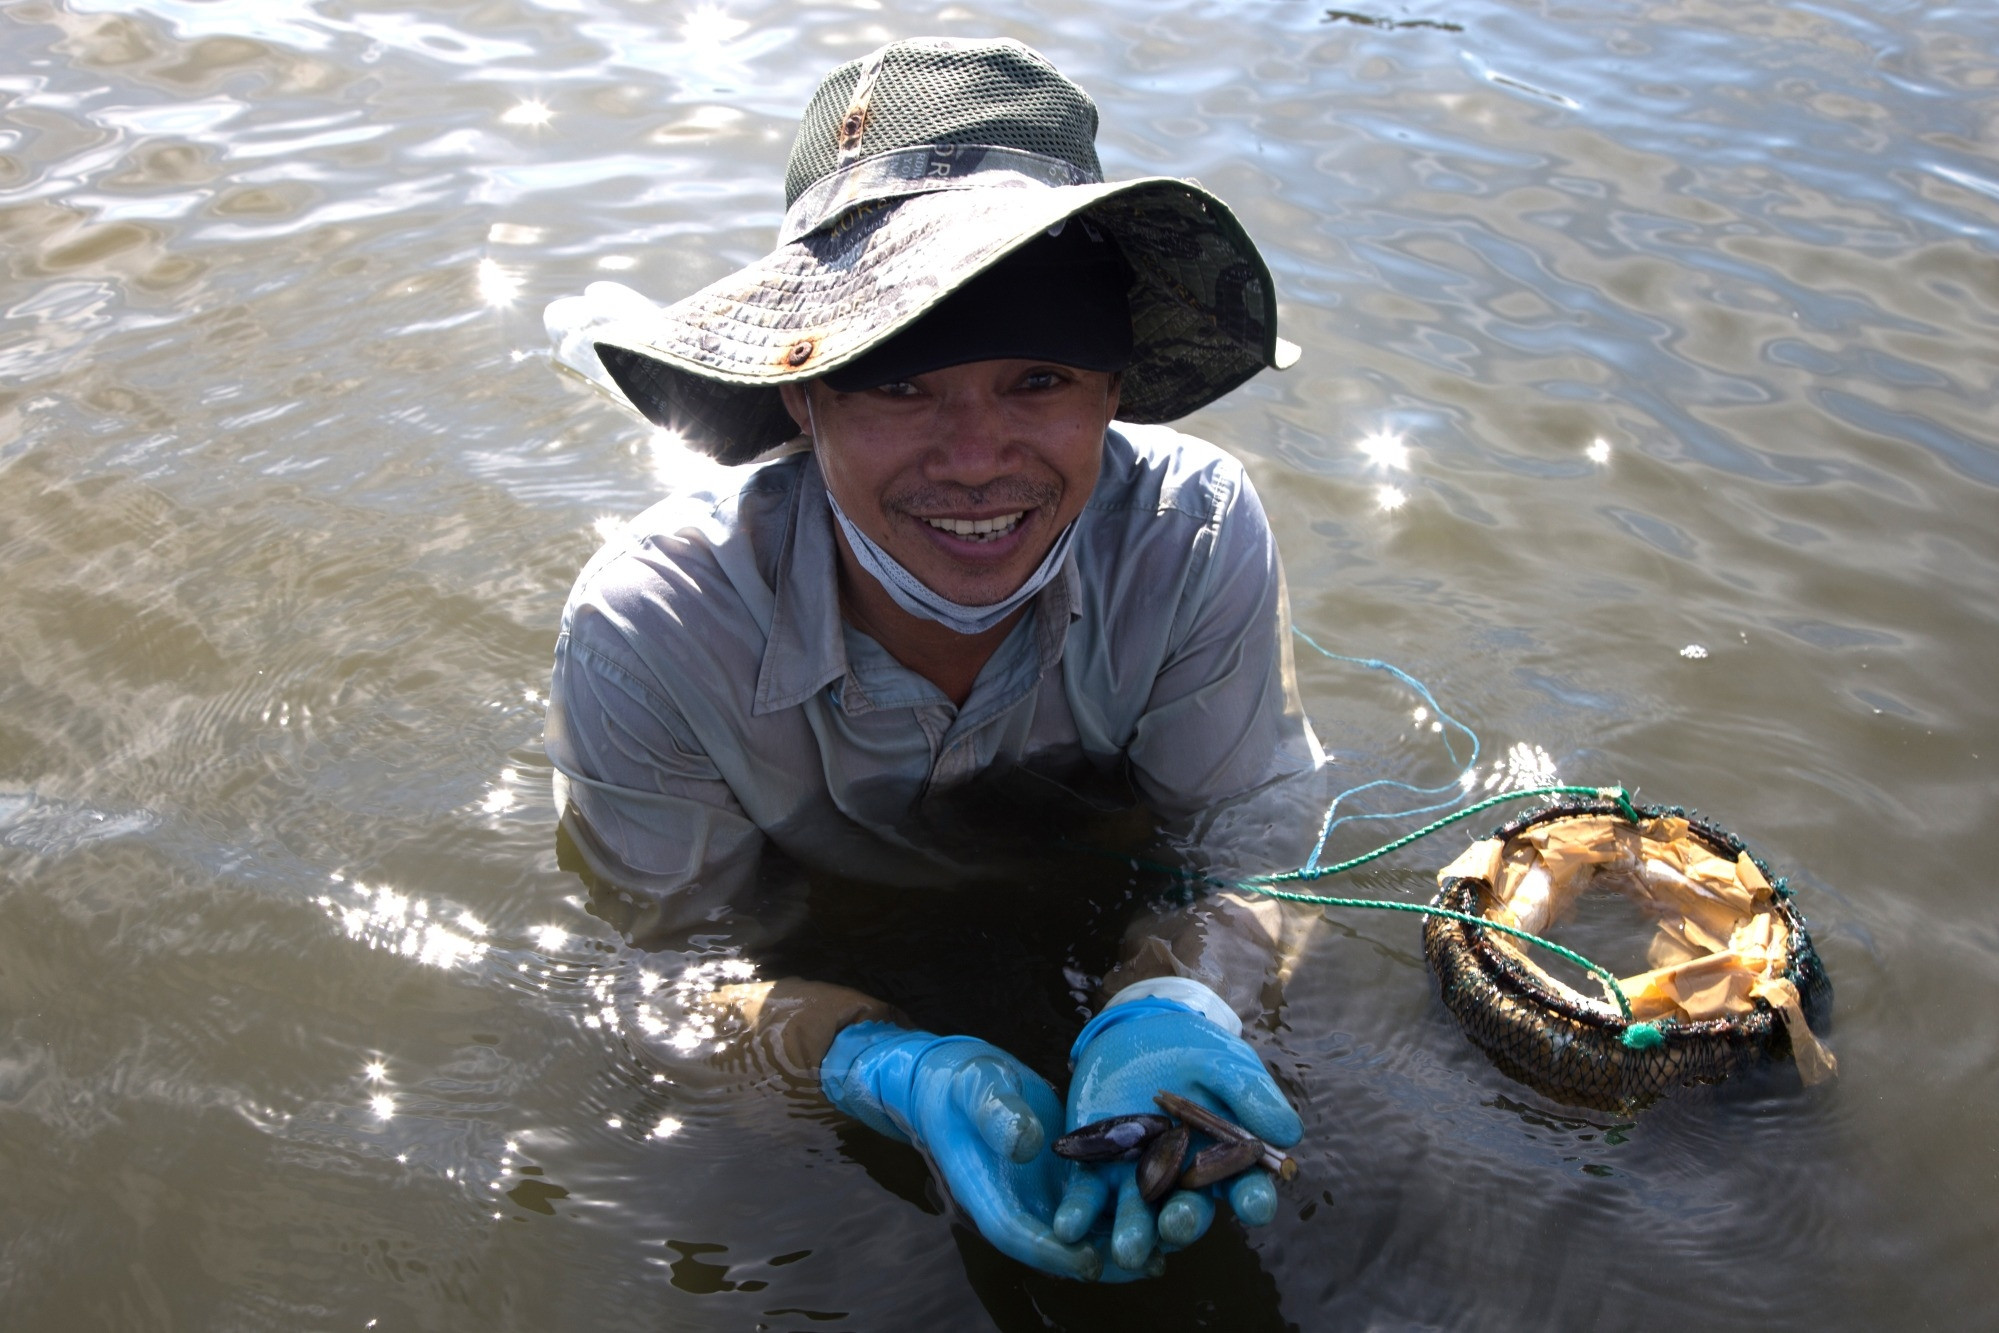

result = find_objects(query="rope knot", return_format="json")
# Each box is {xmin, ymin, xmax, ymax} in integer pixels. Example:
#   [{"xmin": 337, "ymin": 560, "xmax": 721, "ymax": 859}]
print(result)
[
  {"xmin": 1621, "ymin": 1021, "xmax": 1665, "ymax": 1051},
  {"xmin": 1597, "ymin": 786, "xmax": 1640, "ymax": 824}
]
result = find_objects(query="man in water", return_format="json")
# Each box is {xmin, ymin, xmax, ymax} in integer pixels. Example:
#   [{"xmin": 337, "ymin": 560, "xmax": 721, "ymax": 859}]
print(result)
[{"xmin": 546, "ymin": 37, "xmax": 1322, "ymax": 1281}]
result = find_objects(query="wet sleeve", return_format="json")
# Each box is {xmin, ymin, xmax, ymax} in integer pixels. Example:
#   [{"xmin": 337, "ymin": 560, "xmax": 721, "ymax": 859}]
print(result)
[
  {"xmin": 546, "ymin": 628, "xmax": 766, "ymax": 936},
  {"xmin": 1099, "ymin": 890, "xmax": 1316, "ymax": 1027},
  {"xmin": 1125, "ymin": 467, "xmax": 1322, "ymax": 820},
  {"xmin": 547, "ymin": 628, "xmax": 908, "ymax": 1083}
]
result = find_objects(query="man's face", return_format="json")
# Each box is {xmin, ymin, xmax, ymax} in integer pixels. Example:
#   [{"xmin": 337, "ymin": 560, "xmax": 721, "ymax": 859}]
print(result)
[{"xmin": 781, "ymin": 359, "xmax": 1121, "ymax": 609}]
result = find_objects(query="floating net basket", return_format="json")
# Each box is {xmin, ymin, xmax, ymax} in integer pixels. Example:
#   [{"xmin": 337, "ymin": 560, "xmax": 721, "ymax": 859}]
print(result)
[{"xmin": 1422, "ymin": 797, "xmax": 1835, "ymax": 1110}]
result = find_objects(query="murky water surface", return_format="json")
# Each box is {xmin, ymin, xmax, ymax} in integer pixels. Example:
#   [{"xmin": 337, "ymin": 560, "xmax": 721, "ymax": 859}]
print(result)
[{"xmin": 4, "ymin": 0, "xmax": 1997, "ymax": 1327}]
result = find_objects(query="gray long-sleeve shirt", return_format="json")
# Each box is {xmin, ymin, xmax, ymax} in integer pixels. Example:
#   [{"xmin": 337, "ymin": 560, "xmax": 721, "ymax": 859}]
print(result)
[{"xmin": 547, "ymin": 422, "xmax": 1322, "ymax": 922}]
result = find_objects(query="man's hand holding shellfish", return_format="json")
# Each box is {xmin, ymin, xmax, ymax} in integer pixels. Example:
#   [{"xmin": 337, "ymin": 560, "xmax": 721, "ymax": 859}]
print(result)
[{"xmin": 1049, "ymin": 978, "xmax": 1304, "ymax": 1276}]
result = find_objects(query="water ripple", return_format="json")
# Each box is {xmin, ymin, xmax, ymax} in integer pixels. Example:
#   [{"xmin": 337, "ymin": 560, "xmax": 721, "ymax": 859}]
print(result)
[{"xmin": 3, "ymin": 0, "xmax": 1997, "ymax": 1326}]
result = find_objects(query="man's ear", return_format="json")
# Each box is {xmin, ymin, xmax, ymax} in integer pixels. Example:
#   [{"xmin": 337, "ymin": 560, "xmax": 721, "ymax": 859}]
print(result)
[
  {"xmin": 1104, "ymin": 370, "xmax": 1123, "ymax": 422},
  {"xmin": 778, "ymin": 381, "xmax": 813, "ymax": 438}
]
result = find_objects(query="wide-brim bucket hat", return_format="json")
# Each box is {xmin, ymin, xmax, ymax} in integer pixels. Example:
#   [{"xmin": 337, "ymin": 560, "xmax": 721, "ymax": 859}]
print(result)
[{"xmin": 572, "ymin": 36, "xmax": 1299, "ymax": 465}]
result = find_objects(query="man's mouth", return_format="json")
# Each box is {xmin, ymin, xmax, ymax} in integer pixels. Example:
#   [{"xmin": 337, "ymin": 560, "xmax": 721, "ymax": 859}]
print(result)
[{"xmin": 919, "ymin": 511, "xmax": 1026, "ymax": 543}]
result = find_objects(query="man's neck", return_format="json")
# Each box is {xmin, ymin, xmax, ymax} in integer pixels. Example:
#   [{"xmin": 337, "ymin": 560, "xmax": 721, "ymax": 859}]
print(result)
[{"xmin": 832, "ymin": 525, "xmax": 1025, "ymax": 707}]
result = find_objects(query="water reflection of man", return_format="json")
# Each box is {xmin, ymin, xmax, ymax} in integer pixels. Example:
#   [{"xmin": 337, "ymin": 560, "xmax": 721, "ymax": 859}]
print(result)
[{"xmin": 545, "ymin": 37, "xmax": 1323, "ymax": 1282}]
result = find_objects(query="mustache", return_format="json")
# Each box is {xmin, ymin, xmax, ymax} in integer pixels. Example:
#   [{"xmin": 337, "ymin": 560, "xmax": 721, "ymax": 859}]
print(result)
[{"xmin": 885, "ymin": 479, "xmax": 1061, "ymax": 514}]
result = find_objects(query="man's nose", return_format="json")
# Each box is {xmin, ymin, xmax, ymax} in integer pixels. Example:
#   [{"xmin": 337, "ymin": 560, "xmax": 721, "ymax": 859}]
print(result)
[{"xmin": 923, "ymin": 390, "xmax": 1016, "ymax": 486}]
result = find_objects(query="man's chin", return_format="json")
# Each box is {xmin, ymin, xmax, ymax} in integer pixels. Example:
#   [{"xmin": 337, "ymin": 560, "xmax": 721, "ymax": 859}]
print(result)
[
  {"xmin": 885, "ymin": 546, "xmax": 1039, "ymax": 608},
  {"xmin": 906, "ymin": 566, "xmax": 1035, "ymax": 612},
  {"xmin": 894, "ymin": 526, "xmax": 1053, "ymax": 605}
]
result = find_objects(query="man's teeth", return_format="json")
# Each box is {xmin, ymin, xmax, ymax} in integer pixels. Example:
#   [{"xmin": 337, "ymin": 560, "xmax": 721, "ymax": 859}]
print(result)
[{"xmin": 922, "ymin": 512, "xmax": 1024, "ymax": 542}]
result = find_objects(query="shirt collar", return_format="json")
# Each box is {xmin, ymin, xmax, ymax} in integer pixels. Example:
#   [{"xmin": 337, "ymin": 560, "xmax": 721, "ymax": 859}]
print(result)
[{"xmin": 753, "ymin": 453, "xmax": 848, "ymax": 715}]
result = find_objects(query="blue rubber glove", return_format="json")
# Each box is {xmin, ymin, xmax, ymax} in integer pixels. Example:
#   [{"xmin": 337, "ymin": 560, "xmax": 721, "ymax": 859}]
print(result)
[
  {"xmin": 1053, "ymin": 980, "xmax": 1304, "ymax": 1274},
  {"xmin": 822, "ymin": 1022, "xmax": 1106, "ymax": 1280}
]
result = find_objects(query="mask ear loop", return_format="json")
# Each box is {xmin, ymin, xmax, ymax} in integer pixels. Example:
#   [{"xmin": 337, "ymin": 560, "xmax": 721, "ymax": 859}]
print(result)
[{"xmin": 809, "ymin": 385, "xmax": 865, "ymax": 627}]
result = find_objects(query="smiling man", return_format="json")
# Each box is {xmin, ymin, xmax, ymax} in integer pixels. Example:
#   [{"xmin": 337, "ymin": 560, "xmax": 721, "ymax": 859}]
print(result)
[
  {"xmin": 783, "ymin": 222, "xmax": 1134, "ymax": 707},
  {"xmin": 545, "ymin": 38, "xmax": 1322, "ymax": 1282}
]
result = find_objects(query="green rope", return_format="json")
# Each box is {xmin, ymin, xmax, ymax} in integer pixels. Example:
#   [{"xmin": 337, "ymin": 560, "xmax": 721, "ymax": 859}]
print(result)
[
  {"xmin": 1232, "ymin": 784, "xmax": 1665, "ymax": 1048},
  {"xmin": 1244, "ymin": 784, "xmax": 1637, "ymax": 887}
]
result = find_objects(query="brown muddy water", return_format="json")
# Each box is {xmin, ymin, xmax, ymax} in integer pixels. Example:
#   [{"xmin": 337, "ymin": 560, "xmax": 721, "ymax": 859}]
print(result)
[{"xmin": 3, "ymin": 1, "xmax": 1997, "ymax": 1329}]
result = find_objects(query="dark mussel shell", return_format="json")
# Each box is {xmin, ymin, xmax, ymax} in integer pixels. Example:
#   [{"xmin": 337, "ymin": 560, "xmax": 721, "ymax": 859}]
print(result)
[
  {"xmin": 1053, "ymin": 1113, "xmax": 1172, "ymax": 1163},
  {"xmin": 1136, "ymin": 1123, "xmax": 1192, "ymax": 1204},
  {"xmin": 1154, "ymin": 1089, "xmax": 1301, "ymax": 1184},
  {"xmin": 1177, "ymin": 1136, "xmax": 1262, "ymax": 1190}
]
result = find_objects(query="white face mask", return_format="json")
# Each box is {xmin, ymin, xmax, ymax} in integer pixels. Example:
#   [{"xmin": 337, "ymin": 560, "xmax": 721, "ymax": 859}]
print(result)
[{"xmin": 825, "ymin": 488, "xmax": 1076, "ymax": 636}]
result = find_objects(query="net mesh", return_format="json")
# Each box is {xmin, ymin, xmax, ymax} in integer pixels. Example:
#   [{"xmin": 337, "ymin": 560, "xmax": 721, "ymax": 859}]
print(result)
[
  {"xmin": 784, "ymin": 40, "xmax": 1104, "ymax": 207},
  {"xmin": 1423, "ymin": 799, "xmax": 1833, "ymax": 1110}
]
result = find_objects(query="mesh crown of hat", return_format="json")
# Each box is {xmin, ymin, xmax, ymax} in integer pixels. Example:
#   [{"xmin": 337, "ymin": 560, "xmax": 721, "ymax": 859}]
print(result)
[{"xmin": 783, "ymin": 39, "xmax": 1104, "ymax": 208}]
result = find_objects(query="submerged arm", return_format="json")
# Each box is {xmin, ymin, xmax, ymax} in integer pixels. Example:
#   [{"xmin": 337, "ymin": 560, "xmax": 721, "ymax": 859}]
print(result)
[
  {"xmin": 549, "ymin": 627, "xmax": 903, "ymax": 1085},
  {"xmin": 1101, "ymin": 887, "xmax": 1313, "ymax": 1028},
  {"xmin": 1052, "ymin": 459, "xmax": 1320, "ymax": 1269}
]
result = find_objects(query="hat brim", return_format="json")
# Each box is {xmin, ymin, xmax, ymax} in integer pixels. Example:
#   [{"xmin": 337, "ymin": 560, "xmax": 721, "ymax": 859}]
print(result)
[{"xmin": 585, "ymin": 178, "xmax": 1286, "ymax": 464}]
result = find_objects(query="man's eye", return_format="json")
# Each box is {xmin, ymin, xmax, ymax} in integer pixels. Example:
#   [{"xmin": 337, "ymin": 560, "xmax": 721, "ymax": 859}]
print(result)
[
  {"xmin": 873, "ymin": 380, "xmax": 919, "ymax": 398},
  {"xmin": 1021, "ymin": 370, "xmax": 1063, "ymax": 391}
]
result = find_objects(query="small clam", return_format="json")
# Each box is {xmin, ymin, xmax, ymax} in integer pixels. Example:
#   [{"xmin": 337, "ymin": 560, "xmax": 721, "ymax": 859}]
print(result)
[
  {"xmin": 1053, "ymin": 1112, "xmax": 1172, "ymax": 1163},
  {"xmin": 1136, "ymin": 1123, "xmax": 1191, "ymax": 1205}
]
